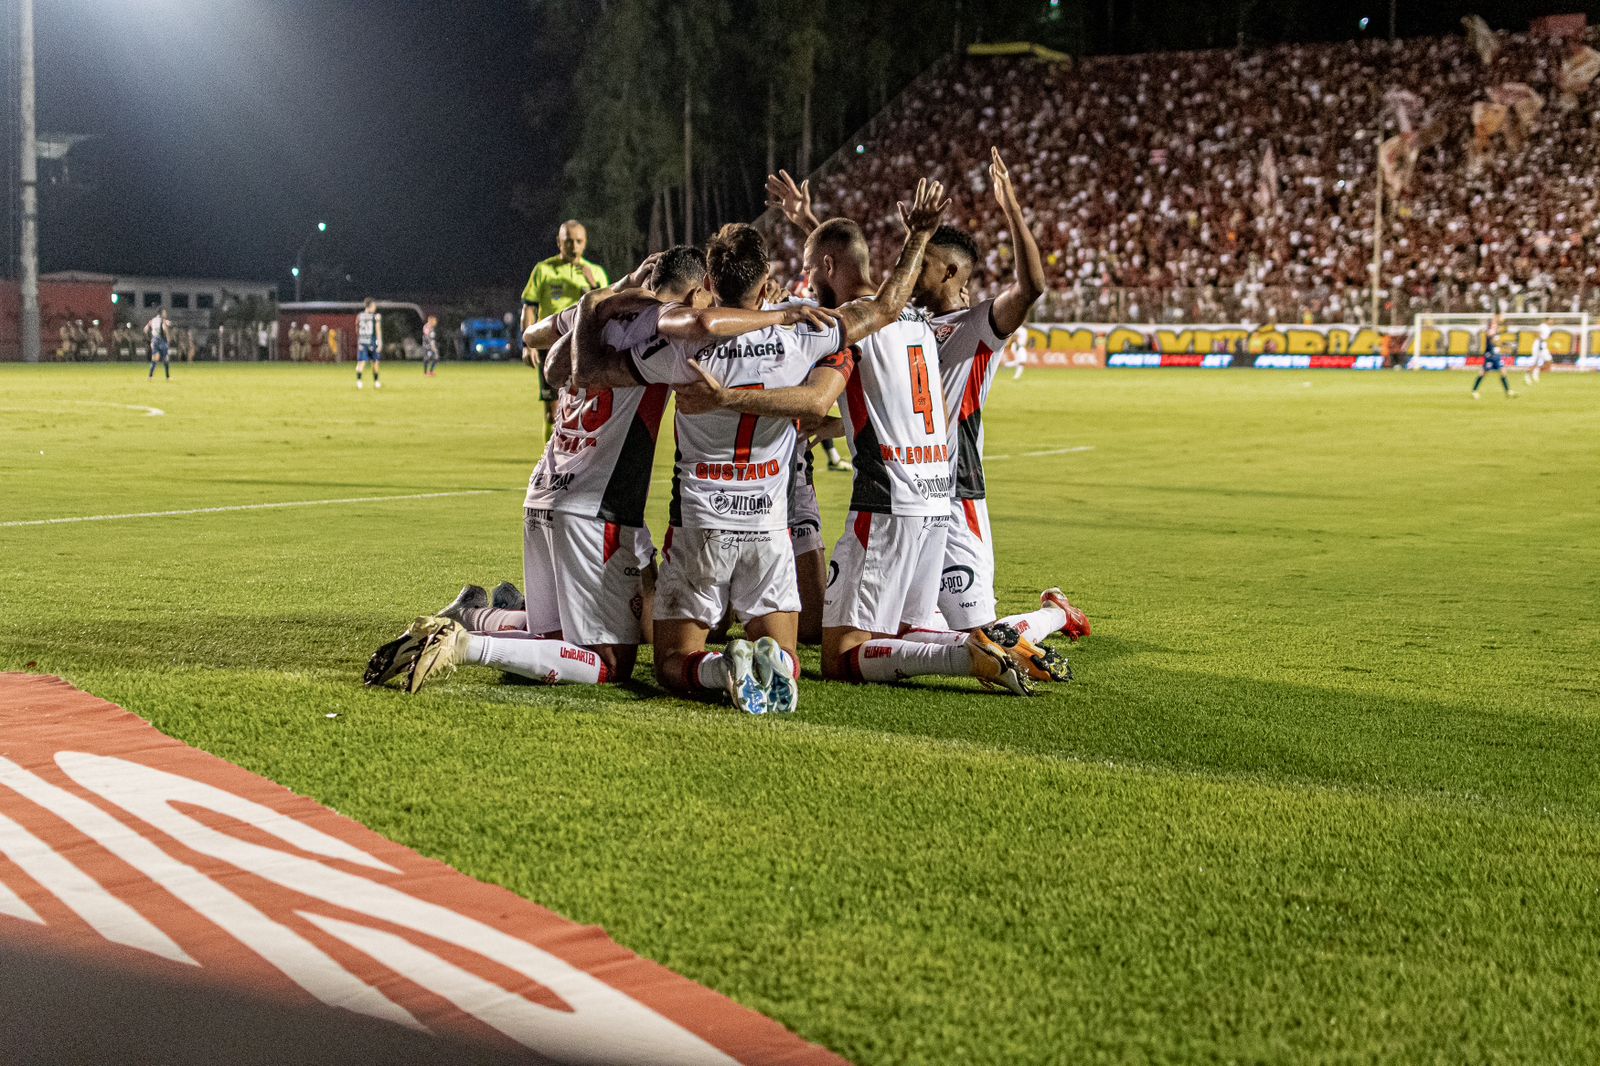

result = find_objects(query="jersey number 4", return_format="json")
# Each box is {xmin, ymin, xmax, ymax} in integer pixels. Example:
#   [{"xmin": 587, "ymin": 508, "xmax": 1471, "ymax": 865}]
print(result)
[{"xmin": 908, "ymin": 345, "xmax": 935, "ymax": 434}]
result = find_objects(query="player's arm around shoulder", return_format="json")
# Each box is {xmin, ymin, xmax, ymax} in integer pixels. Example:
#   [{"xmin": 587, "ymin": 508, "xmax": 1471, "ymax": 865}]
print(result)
[
  {"xmin": 570, "ymin": 288, "xmax": 652, "ymax": 390},
  {"xmin": 655, "ymin": 302, "xmax": 838, "ymax": 345},
  {"xmin": 674, "ymin": 350, "xmax": 852, "ymax": 422}
]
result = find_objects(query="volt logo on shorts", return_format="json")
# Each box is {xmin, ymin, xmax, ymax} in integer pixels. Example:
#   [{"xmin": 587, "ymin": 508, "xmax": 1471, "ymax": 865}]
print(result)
[
  {"xmin": 941, "ymin": 565, "xmax": 975, "ymax": 595},
  {"xmin": 709, "ymin": 493, "xmax": 773, "ymax": 518},
  {"xmin": 0, "ymin": 674, "xmax": 845, "ymax": 1066}
]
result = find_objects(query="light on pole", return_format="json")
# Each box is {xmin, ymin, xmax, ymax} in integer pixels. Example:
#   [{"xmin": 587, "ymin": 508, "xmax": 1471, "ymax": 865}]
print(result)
[
  {"xmin": 292, "ymin": 221, "xmax": 328, "ymax": 301},
  {"xmin": 19, "ymin": 0, "xmax": 40, "ymax": 363}
]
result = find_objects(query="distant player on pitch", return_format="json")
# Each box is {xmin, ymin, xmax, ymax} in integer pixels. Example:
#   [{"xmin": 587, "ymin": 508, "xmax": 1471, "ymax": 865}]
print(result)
[
  {"xmin": 356, "ymin": 298, "xmax": 382, "ymax": 389},
  {"xmin": 1471, "ymin": 311, "xmax": 1515, "ymax": 400},
  {"xmin": 144, "ymin": 308, "xmax": 173, "ymax": 380},
  {"xmin": 1525, "ymin": 318, "xmax": 1553, "ymax": 385}
]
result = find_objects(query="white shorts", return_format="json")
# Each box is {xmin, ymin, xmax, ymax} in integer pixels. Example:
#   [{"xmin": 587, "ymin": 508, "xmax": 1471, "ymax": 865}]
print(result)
[
  {"xmin": 656, "ymin": 527, "xmax": 800, "ymax": 627},
  {"xmin": 522, "ymin": 508, "xmax": 653, "ymax": 647},
  {"xmin": 1532, "ymin": 347, "xmax": 1552, "ymax": 366},
  {"xmin": 790, "ymin": 480, "xmax": 824, "ymax": 556},
  {"xmin": 938, "ymin": 497, "xmax": 998, "ymax": 631},
  {"xmin": 823, "ymin": 511, "xmax": 947, "ymax": 634}
]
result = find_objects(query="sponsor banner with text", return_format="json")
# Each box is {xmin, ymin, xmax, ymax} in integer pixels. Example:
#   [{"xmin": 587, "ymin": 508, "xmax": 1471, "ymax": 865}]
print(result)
[
  {"xmin": 0, "ymin": 673, "xmax": 844, "ymax": 1066},
  {"xmin": 1019, "ymin": 321, "xmax": 1599, "ymax": 367}
]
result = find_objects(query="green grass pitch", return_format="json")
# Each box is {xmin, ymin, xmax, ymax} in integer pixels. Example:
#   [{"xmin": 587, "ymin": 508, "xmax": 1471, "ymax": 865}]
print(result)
[{"xmin": 3, "ymin": 362, "xmax": 1599, "ymax": 1063}]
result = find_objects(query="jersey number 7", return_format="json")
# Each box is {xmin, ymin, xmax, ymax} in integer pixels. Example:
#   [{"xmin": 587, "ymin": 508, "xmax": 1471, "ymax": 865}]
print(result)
[{"xmin": 732, "ymin": 384, "xmax": 765, "ymax": 463}]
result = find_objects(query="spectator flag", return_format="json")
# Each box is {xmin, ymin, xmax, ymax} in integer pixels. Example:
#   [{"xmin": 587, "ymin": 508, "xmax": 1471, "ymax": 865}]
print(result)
[
  {"xmin": 1488, "ymin": 82, "xmax": 1544, "ymax": 147},
  {"xmin": 1383, "ymin": 89, "xmax": 1425, "ymax": 134},
  {"xmin": 1252, "ymin": 143, "xmax": 1279, "ymax": 219},
  {"xmin": 1470, "ymin": 100, "xmax": 1509, "ymax": 169},
  {"xmin": 1379, "ymin": 133, "xmax": 1420, "ymax": 196},
  {"xmin": 1461, "ymin": 15, "xmax": 1500, "ymax": 64},
  {"xmin": 1558, "ymin": 43, "xmax": 1600, "ymax": 111}
]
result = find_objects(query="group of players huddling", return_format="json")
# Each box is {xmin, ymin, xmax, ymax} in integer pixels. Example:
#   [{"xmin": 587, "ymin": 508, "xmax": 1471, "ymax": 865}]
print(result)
[{"xmin": 365, "ymin": 151, "xmax": 1089, "ymax": 713}]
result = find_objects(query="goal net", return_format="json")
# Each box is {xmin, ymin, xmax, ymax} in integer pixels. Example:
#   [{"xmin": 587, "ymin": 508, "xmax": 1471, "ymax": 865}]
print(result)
[{"xmin": 1409, "ymin": 311, "xmax": 1593, "ymax": 370}]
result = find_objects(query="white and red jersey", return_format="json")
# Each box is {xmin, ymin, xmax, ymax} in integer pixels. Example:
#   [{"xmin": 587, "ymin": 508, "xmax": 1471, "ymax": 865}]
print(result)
[
  {"xmin": 931, "ymin": 299, "xmax": 1009, "ymax": 501},
  {"xmin": 631, "ymin": 318, "xmax": 849, "ymax": 532},
  {"xmin": 523, "ymin": 304, "xmax": 670, "ymax": 527},
  {"xmin": 836, "ymin": 306, "xmax": 951, "ymax": 517}
]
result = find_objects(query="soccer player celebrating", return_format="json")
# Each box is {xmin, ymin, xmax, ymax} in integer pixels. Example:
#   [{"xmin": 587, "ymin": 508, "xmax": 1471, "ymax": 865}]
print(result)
[
  {"xmin": 366, "ymin": 246, "xmax": 835, "ymax": 697},
  {"xmin": 581, "ymin": 190, "xmax": 947, "ymax": 712},
  {"xmin": 1472, "ymin": 311, "xmax": 1516, "ymax": 400},
  {"xmin": 913, "ymin": 150, "xmax": 1088, "ymax": 668},
  {"xmin": 765, "ymin": 155, "xmax": 1088, "ymax": 677},
  {"xmin": 521, "ymin": 220, "xmax": 609, "ymax": 432},
  {"xmin": 686, "ymin": 182, "xmax": 1032, "ymax": 696},
  {"xmin": 355, "ymin": 298, "xmax": 382, "ymax": 390}
]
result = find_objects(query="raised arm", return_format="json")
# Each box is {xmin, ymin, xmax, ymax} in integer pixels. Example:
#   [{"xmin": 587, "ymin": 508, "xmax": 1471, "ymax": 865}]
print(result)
[
  {"xmin": 833, "ymin": 178, "xmax": 951, "ymax": 347},
  {"xmin": 988, "ymin": 147, "xmax": 1046, "ymax": 335}
]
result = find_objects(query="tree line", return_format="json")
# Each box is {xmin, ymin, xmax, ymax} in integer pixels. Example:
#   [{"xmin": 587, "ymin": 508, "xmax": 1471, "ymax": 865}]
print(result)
[{"xmin": 524, "ymin": 0, "xmax": 1061, "ymax": 266}]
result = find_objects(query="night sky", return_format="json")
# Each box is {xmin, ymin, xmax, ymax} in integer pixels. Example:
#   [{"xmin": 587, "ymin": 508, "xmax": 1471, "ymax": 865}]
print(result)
[{"xmin": 32, "ymin": 0, "xmax": 561, "ymax": 296}]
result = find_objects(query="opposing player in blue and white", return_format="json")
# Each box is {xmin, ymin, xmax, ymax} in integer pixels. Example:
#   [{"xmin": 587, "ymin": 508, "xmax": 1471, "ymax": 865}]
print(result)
[{"xmin": 355, "ymin": 298, "xmax": 382, "ymax": 390}]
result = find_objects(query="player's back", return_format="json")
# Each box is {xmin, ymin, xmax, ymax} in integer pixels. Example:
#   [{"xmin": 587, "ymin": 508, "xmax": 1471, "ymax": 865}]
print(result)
[
  {"xmin": 526, "ymin": 305, "xmax": 670, "ymax": 527},
  {"xmin": 932, "ymin": 300, "xmax": 1008, "ymax": 500},
  {"xmin": 837, "ymin": 307, "xmax": 951, "ymax": 517},
  {"xmin": 634, "ymin": 318, "xmax": 846, "ymax": 531}
]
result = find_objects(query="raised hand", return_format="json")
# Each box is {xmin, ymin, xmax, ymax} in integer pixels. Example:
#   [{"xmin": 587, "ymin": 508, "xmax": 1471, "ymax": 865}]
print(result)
[
  {"xmin": 765, "ymin": 170, "xmax": 816, "ymax": 231},
  {"xmin": 990, "ymin": 146, "xmax": 1020, "ymax": 216},
  {"xmin": 897, "ymin": 177, "xmax": 952, "ymax": 237}
]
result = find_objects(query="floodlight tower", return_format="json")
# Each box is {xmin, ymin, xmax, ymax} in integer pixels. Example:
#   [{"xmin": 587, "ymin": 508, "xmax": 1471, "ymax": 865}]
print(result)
[{"xmin": 18, "ymin": 0, "xmax": 40, "ymax": 362}]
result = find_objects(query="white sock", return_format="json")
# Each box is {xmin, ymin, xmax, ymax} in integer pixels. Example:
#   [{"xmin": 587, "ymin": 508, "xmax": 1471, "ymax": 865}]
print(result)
[
  {"xmin": 899, "ymin": 627, "xmax": 969, "ymax": 647},
  {"xmin": 460, "ymin": 607, "xmax": 527, "ymax": 633},
  {"xmin": 1000, "ymin": 606, "xmax": 1066, "ymax": 640},
  {"xmin": 463, "ymin": 634, "xmax": 607, "ymax": 684},
  {"xmin": 851, "ymin": 639, "xmax": 971, "ymax": 681},
  {"xmin": 693, "ymin": 652, "xmax": 729, "ymax": 691}
]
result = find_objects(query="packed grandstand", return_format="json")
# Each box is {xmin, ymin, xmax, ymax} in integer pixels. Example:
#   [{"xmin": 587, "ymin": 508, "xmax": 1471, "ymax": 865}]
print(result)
[{"xmin": 772, "ymin": 26, "xmax": 1600, "ymax": 326}]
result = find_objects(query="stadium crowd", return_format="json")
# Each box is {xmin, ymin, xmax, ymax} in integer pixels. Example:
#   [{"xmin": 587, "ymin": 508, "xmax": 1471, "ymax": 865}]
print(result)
[{"xmin": 779, "ymin": 28, "xmax": 1600, "ymax": 323}]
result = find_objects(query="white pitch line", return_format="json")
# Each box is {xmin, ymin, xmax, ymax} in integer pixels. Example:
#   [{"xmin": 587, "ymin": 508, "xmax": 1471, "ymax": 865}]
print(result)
[
  {"xmin": 986, "ymin": 445, "xmax": 1096, "ymax": 460},
  {"xmin": 0, "ymin": 490, "xmax": 497, "ymax": 529},
  {"xmin": 0, "ymin": 401, "xmax": 165, "ymax": 417},
  {"xmin": 92, "ymin": 402, "xmax": 165, "ymax": 417}
]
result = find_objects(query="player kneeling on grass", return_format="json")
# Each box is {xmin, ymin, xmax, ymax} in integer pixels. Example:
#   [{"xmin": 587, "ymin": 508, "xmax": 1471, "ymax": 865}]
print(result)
[
  {"xmin": 765, "ymin": 156, "xmax": 1087, "ymax": 683},
  {"xmin": 679, "ymin": 184, "xmax": 1032, "ymax": 697},
  {"xmin": 365, "ymin": 246, "xmax": 841, "ymax": 696},
  {"xmin": 577, "ymin": 194, "xmax": 947, "ymax": 711}
]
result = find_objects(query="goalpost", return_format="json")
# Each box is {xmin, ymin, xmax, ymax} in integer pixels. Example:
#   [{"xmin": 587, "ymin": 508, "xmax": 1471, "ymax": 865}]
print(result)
[{"xmin": 1409, "ymin": 311, "xmax": 1592, "ymax": 368}]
